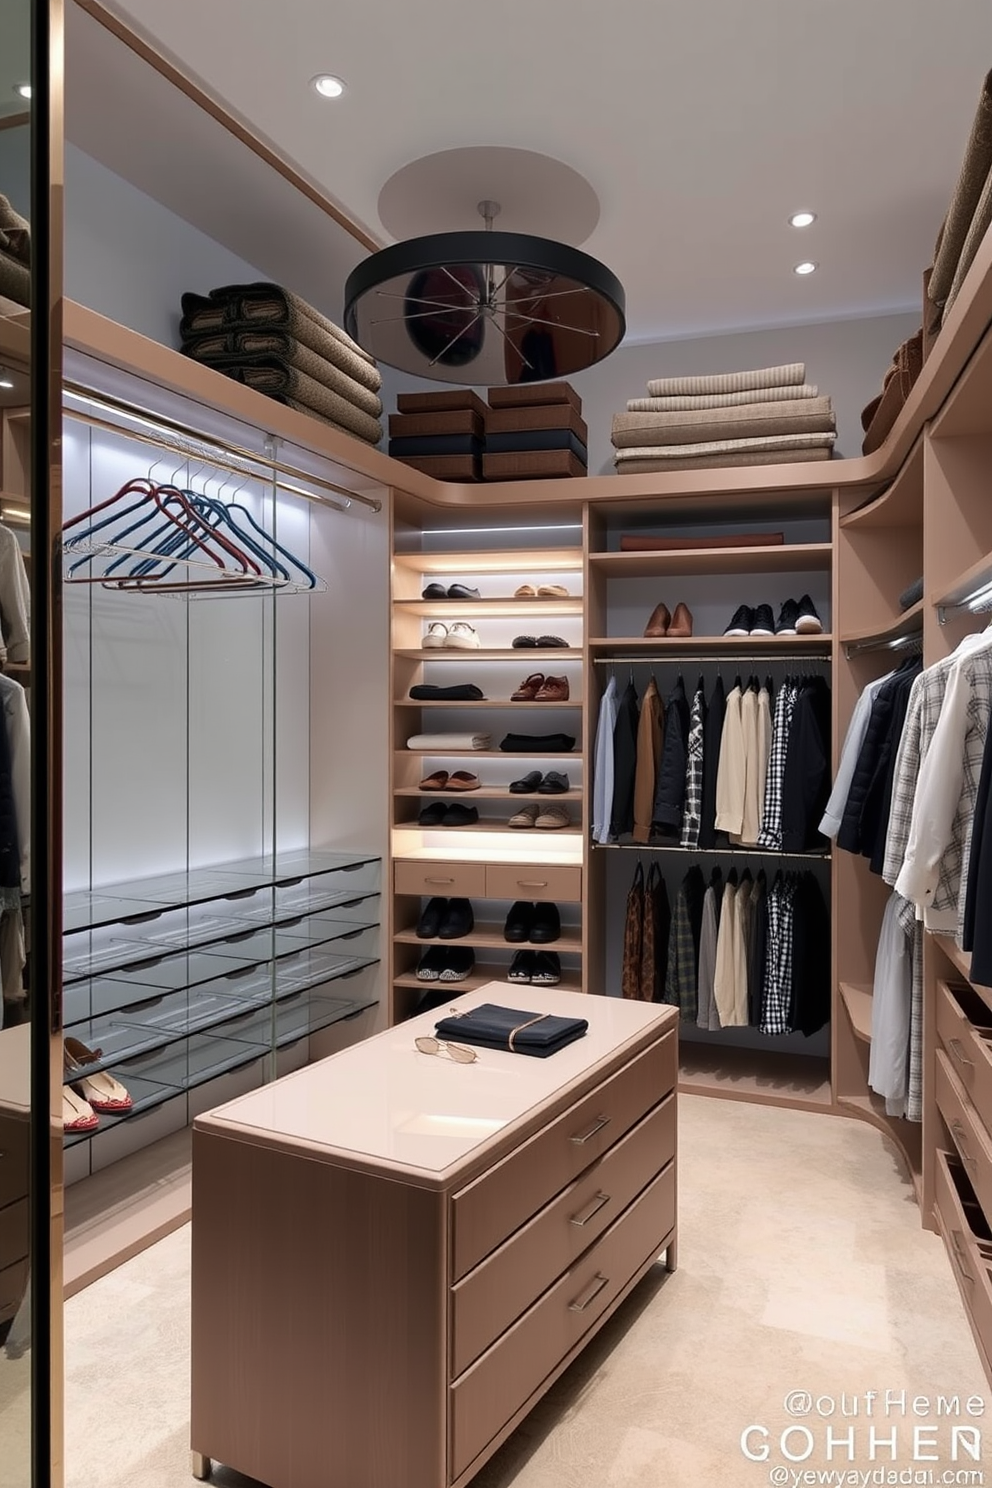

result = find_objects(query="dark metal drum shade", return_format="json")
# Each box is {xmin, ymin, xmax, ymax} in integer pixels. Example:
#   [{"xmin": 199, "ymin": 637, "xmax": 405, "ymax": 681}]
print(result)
[{"xmin": 344, "ymin": 230, "xmax": 626, "ymax": 384}]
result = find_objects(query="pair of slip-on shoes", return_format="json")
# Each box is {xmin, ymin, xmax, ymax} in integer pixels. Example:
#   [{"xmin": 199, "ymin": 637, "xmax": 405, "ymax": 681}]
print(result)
[
  {"xmin": 511, "ymin": 673, "xmax": 570, "ymax": 701},
  {"xmin": 416, "ymin": 896, "xmax": 474, "ymax": 939},
  {"xmin": 512, "ymin": 634, "xmax": 567, "ymax": 649},
  {"xmin": 504, "ymin": 901, "xmax": 561, "ymax": 943},
  {"xmin": 416, "ymin": 946, "xmax": 475, "ymax": 981},
  {"xmin": 513, "ymin": 583, "xmax": 570, "ymax": 598},
  {"xmin": 507, "ymin": 803, "xmax": 571, "ymax": 829},
  {"xmin": 422, "ymin": 583, "xmax": 480, "ymax": 600},
  {"xmin": 419, "ymin": 770, "xmax": 480, "ymax": 791},
  {"xmin": 418, "ymin": 802, "xmax": 479, "ymax": 826},
  {"xmin": 507, "ymin": 950, "xmax": 561, "ymax": 984},
  {"xmin": 423, "ymin": 622, "xmax": 480, "ymax": 649},
  {"xmin": 644, "ymin": 602, "xmax": 693, "ymax": 638},
  {"xmin": 508, "ymin": 769, "xmax": 570, "ymax": 794}
]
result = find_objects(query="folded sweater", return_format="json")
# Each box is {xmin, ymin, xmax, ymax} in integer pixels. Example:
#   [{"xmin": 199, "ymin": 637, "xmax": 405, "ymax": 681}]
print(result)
[
  {"xmin": 646, "ymin": 363, "xmax": 805, "ymax": 397},
  {"xmin": 612, "ymin": 399, "xmax": 835, "ymax": 449},
  {"xmin": 407, "ymin": 733, "xmax": 492, "ymax": 750},
  {"xmin": 627, "ymin": 385, "xmax": 818, "ymax": 413},
  {"xmin": 614, "ymin": 432, "xmax": 836, "ymax": 463}
]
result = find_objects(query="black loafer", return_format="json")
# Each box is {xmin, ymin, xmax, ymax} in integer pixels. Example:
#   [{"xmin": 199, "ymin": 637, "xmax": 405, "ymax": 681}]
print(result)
[
  {"xmin": 537, "ymin": 771, "xmax": 570, "ymax": 794},
  {"xmin": 447, "ymin": 584, "xmax": 481, "ymax": 601},
  {"xmin": 531, "ymin": 951, "xmax": 561, "ymax": 985},
  {"xmin": 509, "ymin": 770, "xmax": 543, "ymax": 794},
  {"xmin": 503, "ymin": 901, "xmax": 535, "ymax": 942},
  {"xmin": 507, "ymin": 949, "xmax": 536, "ymax": 983},
  {"xmin": 416, "ymin": 896, "xmax": 449, "ymax": 939},
  {"xmin": 512, "ymin": 635, "xmax": 538, "ymax": 648},
  {"xmin": 418, "ymin": 802, "xmax": 447, "ymax": 826},
  {"xmin": 442, "ymin": 803, "xmax": 479, "ymax": 826},
  {"xmin": 421, "ymin": 583, "xmax": 448, "ymax": 599},
  {"xmin": 416, "ymin": 946, "xmax": 448, "ymax": 981},
  {"xmin": 530, "ymin": 902, "xmax": 561, "ymax": 944},
  {"xmin": 438, "ymin": 897, "xmax": 475, "ymax": 940},
  {"xmin": 438, "ymin": 946, "xmax": 476, "ymax": 982},
  {"xmin": 536, "ymin": 635, "xmax": 567, "ymax": 648}
]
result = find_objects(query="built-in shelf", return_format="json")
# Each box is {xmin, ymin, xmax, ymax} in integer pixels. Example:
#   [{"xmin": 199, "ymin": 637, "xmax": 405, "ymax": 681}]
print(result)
[
  {"xmin": 839, "ymin": 981, "xmax": 873, "ymax": 1043},
  {"xmin": 931, "ymin": 548, "xmax": 992, "ymax": 619},
  {"xmin": 398, "ymin": 598, "xmax": 583, "ymax": 618},
  {"xmin": 396, "ymin": 648, "xmax": 584, "ymax": 662},
  {"xmin": 840, "ymin": 602, "xmax": 923, "ymax": 656},
  {"xmin": 395, "ymin": 699, "xmax": 580, "ymax": 710},
  {"xmin": 394, "ymin": 925, "xmax": 584, "ymax": 952},
  {"xmin": 400, "ymin": 821, "xmax": 582, "ymax": 838},
  {"xmin": 931, "ymin": 319, "xmax": 992, "ymax": 441},
  {"xmin": 395, "ymin": 786, "xmax": 584, "ymax": 802},
  {"xmin": 398, "ymin": 748, "xmax": 582, "ymax": 760},
  {"xmin": 595, "ymin": 843, "xmax": 829, "ymax": 859},
  {"xmin": 677, "ymin": 1044, "xmax": 832, "ymax": 1111},
  {"xmin": 588, "ymin": 542, "xmax": 832, "ymax": 578},
  {"xmin": 394, "ymin": 967, "xmax": 584, "ymax": 996},
  {"xmin": 840, "ymin": 436, "xmax": 924, "ymax": 530},
  {"xmin": 392, "ymin": 548, "xmax": 584, "ymax": 574},
  {"xmin": 589, "ymin": 635, "xmax": 832, "ymax": 657}
]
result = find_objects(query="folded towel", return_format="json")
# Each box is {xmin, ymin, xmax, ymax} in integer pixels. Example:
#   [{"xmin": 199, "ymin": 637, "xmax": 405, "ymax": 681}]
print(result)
[
  {"xmin": 615, "ymin": 448, "xmax": 832, "ymax": 475},
  {"xmin": 619, "ymin": 533, "xmax": 784, "ymax": 551},
  {"xmin": 945, "ymin": 162, "xmax": 992, "ymax": 320},
  {"xmin": 220, "ymin": 361, "xmax": 382, "ymax": 444},
  {"xmin": 626, "ymin": 385, "xmax": 819, "ymax": 413},
  {"xmin": 646, "ymin": 363, "xmax": 805, "ymax": 398},
  {"xmin": 0, "ymin": 195, "xmax": 30, "ymax": 268},
  {"xmin": 930, "ymin": 71, "xmax": 992, "ymax": 309},
  {"xmin": 614, "ymin": 432, "xmax": 836, "ymax": 462},
  {"xmin": 183, "ymin": 332, "xmax": 383, "ymax": 414},
  {"xmin": 407, "ymin": 733, "xmax": 492, "ymax": 750},
  {"xmin": 612, "ymin": 401, "xmax": 835, "ymax": 449},
  {"xmin": 180, "ymin": 281, "xmax": 377, "ymax": 373},
  {"xmin": 499, "ymin": 732, "xmax": 575, "ymax": 752},
  {"xmin": 434, "ymin": 1003, "xmax": 588, "ymax": 1058}
]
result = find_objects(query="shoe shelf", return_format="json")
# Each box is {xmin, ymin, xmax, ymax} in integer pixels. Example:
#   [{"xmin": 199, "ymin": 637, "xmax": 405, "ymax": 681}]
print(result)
[
  {"xmin": 398, "ymin": 598, "xmax": 583, "ymax": 618},
  {"xmin": 393, "ymin": 967, "xmax": 584, "ymax": 997},
  {"xmin": 394, "ymin": 786, "xmax": 584, "ymax": 802},
  {"xmin": 588, "ymin": 542, "xmax": 833, "ymax": 578},
  {"xmin": 839, "ymin": 602, "xmax": 922, "ymax": 654},
  {"xmin": 838, "ymin": 981, "xmax": 873, "ymax": 1044},
  {"xmin": 398, "ymin": 748, "xmax": 584, "ymax": 760},
  {"xmin": 588, "ymin": 635, "xmax": 833, "ymax": 656},
  {"xmin": 394, "ymin": 923, "xmax": 583, "ymax": 952},
  {"xmin": 396, "ymin": 648, "xmax": 584, "ymax": 662},
  {"xmin": 395, "ymin": 699, "xmax": 579, "ymax": 709},
  {"xmin": 392, "ymin": 548, "xmax": 585, "ymax": 574}
]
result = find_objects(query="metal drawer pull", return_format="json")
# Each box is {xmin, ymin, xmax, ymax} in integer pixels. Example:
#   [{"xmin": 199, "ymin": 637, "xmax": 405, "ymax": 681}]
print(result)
[
  {"xmin": 951, "ymin": 1121, "xmax": 978, "ymax": 1171},
  {"xmin": 568, "ymin": 1272, "xmax": 610, "ymax": 1313},
  {"xmin": 951, "ymin": 1229, "xmax": 976, "ymax": 1286},
  {"xmin": 948, "ymin": 1037, "xmax": 974, "ymax": 1071},
  {"xmin": 569, "ymin": 1191, "xmax": 611, "ymax": 1228},
  {"xmin": 517, "ymin": 880, "xmax": 549, "ymax": 889},
  {"xmin": 570, "ymin": 1114, "xmax": 610, "ymax": 1146},
  {"xmin": 424, "ymin": 877, "xmax": 455, "ymax": 885}
]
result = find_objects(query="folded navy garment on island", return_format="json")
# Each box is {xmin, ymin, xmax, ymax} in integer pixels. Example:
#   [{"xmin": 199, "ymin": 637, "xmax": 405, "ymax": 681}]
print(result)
[
  {"xmin": 499, "ymin": 732, "xmax": 576, "ymax": 752},
  {"xmin": 434, "ymin": 1002, "xmax": 588, "ymax": 1057}
]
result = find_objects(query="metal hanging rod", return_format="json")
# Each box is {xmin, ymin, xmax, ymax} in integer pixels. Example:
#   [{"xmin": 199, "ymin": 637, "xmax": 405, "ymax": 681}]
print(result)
[
  {"xmin": 591, "ymin": 653, "xmax": 831, "ymax": 665},
  {"xmin": 843, "ymin": 630, "xmax": 923, "ymax": 659},
  {"xmin": 62, "ymin": 382, "xmax": 383, "ymax": 514},
  {"xmin": 594, "ymin": 843, "xmax": 831, "ymax": 860}
]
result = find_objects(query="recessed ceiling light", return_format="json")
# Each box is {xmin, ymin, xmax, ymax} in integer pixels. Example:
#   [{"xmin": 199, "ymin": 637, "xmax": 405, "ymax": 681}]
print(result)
[
  {"xmin": 311, "ymin": 75, "xmax": 345, "ymax": 99},
  {"xmin": 13, "ymin": 83, "xmax": 31, "ymax": 100},
  {"xmin": 0, "ymin": 370, "xmax": 14, "ymax": 389},
  {"xmin": 794, "ymin": 261, "xmax": 818, "ymax": 276},
  {"xmin": 789, "ymin": 210, "xmax": 816, "ymax": 228}
]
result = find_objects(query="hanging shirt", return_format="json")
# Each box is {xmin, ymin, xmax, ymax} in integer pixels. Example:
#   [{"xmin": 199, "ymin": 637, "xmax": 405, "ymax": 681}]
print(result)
[
  {"xmin": 757, "ymin": 679, "xmax": 799, "ymax": 850},
  {"xmin": 652, "ymin": 675, "xmax": 691, "ymax": 833},
  {"xmin": 868, "ymin": 890, "xmax": 913, "ymax": 1118},
  {"xmin": 714, "ymin": 684, "xmax": 745, "ymax": 838},
  {"xmin": 609, "ymin": 680, "xmax": 639, "ymax": 840},
  {"xmin": 679, "ymin": 678, "xmax": 706, "ymax": 849},
  {"xmin": 632, "ymin": 677, "xmax": 663, "ymax": 845},
  {"xmin": 0, "ymin": 526, "xmax": 30, "ymax": 666},
  {"xmin": 820, "ymin": 667, "xmax": 897, "ymax": 838},
  {"xmin": 591, "ymin": 676, "xmax": 618, "ymax": 845}
]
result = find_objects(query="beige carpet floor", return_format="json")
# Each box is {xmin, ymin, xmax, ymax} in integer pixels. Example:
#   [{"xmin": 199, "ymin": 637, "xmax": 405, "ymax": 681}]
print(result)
[{"xmin": 62, "ymin": 1096, "xmax": 992, "ymax": 1488}]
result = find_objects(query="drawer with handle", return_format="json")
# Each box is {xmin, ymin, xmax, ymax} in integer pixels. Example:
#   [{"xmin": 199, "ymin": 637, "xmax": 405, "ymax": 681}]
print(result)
[
  {"xmin": 934, "ymin": 1147, "xmax": 992, "ymax": 1366},
  {"xmin": 484, "ymin": 864, "xmax": 581, "ymax": 904},
  {"xmin": 936, "ymin": 980, "xmax": 992, "ymax": 1138},
  {"xmin": 394, "ymin": 860, "xmax": 487, "ymax": 900},
  {"xmin": 452, "ymin": 1094, "xmax": 675, "ymax": 1375},
  {"xmin": 450, "ymin": 1159, "xmax": 675, "ymax": 1480},
  {"xmin": 936, "ymin": 1048, "xmax": 992, "ymax": 1222},
  {"xmin": 451, "ymin": 1029, "xmax": 676, "ymax": 1281}
]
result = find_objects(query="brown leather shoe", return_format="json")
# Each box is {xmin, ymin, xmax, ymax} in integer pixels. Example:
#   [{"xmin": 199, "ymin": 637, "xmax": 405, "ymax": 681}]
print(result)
[
  {"xmin": 643, "ymin": 602, "xmax": 671, "ymax": 638},
  {"xmin": 511, "ymin": 672, "xmax": 545, "ymax": 700},
  {"xmin": 668, "ymin": 602, "xmax": 694, "ymax": 637},
  {"xmin": 535, "ymin": 675, "xmax": 570, "ymax": 701}
]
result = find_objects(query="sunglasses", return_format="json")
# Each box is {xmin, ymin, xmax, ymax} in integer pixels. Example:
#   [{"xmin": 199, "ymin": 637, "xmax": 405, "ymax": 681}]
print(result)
[{"xmin": 414, "ymin": 1035, "xmax": 477, "ymax": 1064}]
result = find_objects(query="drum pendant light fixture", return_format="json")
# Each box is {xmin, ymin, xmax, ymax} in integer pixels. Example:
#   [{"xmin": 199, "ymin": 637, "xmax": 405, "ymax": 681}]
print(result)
[{"xmin": 343, "ymin": 199, "xmax": 625, "ymax": 385}]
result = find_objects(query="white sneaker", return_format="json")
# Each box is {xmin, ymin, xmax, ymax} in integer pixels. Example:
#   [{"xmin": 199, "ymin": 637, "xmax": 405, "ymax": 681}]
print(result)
[
  {"xmin": 423, "ymin": 622, "xmax": 449, "ymax": 649},
  {"xmin": 446, "ymin": 622, "xmax": 481, "ymax": 650}
]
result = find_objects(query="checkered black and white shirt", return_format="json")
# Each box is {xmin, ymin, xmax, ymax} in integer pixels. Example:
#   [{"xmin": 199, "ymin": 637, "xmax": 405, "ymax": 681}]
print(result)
[
  {"xmin": 757, "ymin": 679, "xmax": 798, "ymax": 850},
  {"xmin": 679, "ymin": 682, "xmax": 706, "ymax": 849},
  {"xmin": 759, "ymin": 873, "xmax": 797, "ymax": 1035}
]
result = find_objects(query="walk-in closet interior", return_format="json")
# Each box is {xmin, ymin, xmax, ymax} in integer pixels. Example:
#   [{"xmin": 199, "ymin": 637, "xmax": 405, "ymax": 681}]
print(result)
[{"xmin": 9, "ymin": 0, "xmax": 992, "ymax": 1484}]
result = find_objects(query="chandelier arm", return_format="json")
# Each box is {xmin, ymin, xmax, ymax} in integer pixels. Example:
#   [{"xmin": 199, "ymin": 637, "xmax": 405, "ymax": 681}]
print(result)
[
  {"xmin": 505, "ymin": 285, "xmax": 594, "ymax": 302},
  {"xmin": 487, "ymin": 313, "xmax": 536, "ymax": 372},
  {"xmin": 372, "ymin": 290, "xmax": 482, "ymax": 310},
  {"xmin": 438, "ymin": 265, "xmax": 479, "ymax": 302},
  {"xmin": 427, "ymin": 311, "xmax": 484, "ymax": 368},
  {"xmin": 497, "ymin": 308, "xmax": 601, "ymax": 338},
  {"xmin": 369, "ymin": 305, "xmax": 484, "ymax": 326}
]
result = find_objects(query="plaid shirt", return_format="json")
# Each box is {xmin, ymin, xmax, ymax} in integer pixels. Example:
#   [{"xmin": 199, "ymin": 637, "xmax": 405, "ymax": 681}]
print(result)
[
  {"xmin": 757, "ymin": 680, "xmax": 798, "ymax": 849},
  {"xmin": 759, "ymin": 873, "xmax": 796, "ymax": 1034},
  {"xmin": 665, "ymin": 873, "xmax": 699, "ymax": 1020},
  {"xmin": 679, "ymin": 682, "xmax": 706, "ymax": 848}
]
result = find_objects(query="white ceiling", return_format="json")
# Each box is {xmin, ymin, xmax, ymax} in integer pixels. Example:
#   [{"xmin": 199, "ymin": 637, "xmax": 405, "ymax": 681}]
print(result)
[{"xmin": 91, "ymin": 0, "xmax": 992, "ymax": 342}]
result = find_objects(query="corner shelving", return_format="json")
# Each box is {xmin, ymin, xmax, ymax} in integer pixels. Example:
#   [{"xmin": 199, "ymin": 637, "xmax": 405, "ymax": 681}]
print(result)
[
  {"xmin": 589, "ymin": 634, "xmax": 833, "ymax": 656},
  {"xmin": 840, "ymin": 600, "xmax": 923, "ymax": 655},
  {"xmin": 395, "ymin": 648, "xmax": 584, "ymax": 662},
  {"xmin": 838, "ymin": 982, "xmax": 873, "ymax": 1043},
  {"xmin": 588, "ymin": 541, "xmax": 832, "ymax": 577}
]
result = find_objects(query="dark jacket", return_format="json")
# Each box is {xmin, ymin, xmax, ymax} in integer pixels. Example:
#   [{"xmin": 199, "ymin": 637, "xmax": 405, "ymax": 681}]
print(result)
[
  {"xmin": 965, "ymin": 724, "xmax": 992, "ymax": 982},
  {"xmin": 610, "ymin": 681, "xmax": 640, "ymax": 839},
  {"xmin": 789, "ymin": 871, "xmax": 831, "ymax": 1035},
  {"xmin": 862, "ymin": 663, "xmax": 921, "ymax": 874},
  {"xmin": 781, "ymin": 677, "xmax": 831, "ymax": 852},
  {"xmin": 698, "ymin": 674, "xmax": 726, "ymax": 848},
  {"xmin": 837, "ymin": 676, "xmax": 900, "ymax": 854},
  {"xmin": 652, "ymin": 675, "xmax": 691, "ymax": 832}
]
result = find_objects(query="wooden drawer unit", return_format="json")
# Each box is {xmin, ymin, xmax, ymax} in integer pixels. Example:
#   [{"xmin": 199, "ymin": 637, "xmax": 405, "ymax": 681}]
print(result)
[
  {"xmin": 451, "ymin": 1030, "xmax": 676, "ymax": 1280},
  {"xmin": 394, "ymin": 859, "xmax": 488, "ymax": 899},
  {"xmin": 484, "ymin": 862, "xmax": 582, "ymax": 903},
  {"xmin": 934, "ymin": 1148, "xmax": 992, "ymax": 1374},
  {"xmin": 936, "ymin": 1049, "xmax": 992, "ymax": 1216},
  {"xmin": 191, "ymin": 988, "xmax": 677, "ymax": 1488},
  {"xmin": 936, "ymin": 979, "xmax": 992, "ymax": 1134},
  {"xmin": 450, "ymin": 1161, "xmax": 676, "ymax": 1480},
  {"xmin": 452, "ymin": 1095, "xmax": 675, "ymax": 1375}
]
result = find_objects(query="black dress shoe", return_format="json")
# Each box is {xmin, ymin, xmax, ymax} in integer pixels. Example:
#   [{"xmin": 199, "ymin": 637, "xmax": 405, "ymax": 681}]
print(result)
[
  {"xmin": 447, "ymin": 584, "xmax": 481, "ymax": 601},
  {"xmin": 537, "ymin": 771, "xmax": 570, "ymax": 794},
  {"xmin": 530, "ymin": 902, "xmax": 561, "ymax": 943},
  {"xmin": 438, "ymin": 946, "xmax": 476, "ymax": 981},
  {"xmin": 509, "ymin": 770, "xmax": 543, "ymax": 794},
  {"xmin": 507, "ymin": 949, "xmax": 536, "ymax": 983},
  {"xmin": 421, "ymin": 582, "xmax": 448, "ymax": 599},
  {"xmin": 531, "ymin": 951, "xmax": 561, "ymax": 985},
  {"xmin": 438, "ymin": 897, "xmax": 474, "ymax": 939},
  {"xmin": 416, "ymin": 946, "xmax": 448, "ymax": 981},
  {"xmin": 416, "ymin": 896, "xmax": 448, "ymax": 939},
  {"xmin": 442, "ymin": 803, "xmax": 479, "ymax": 826},
  {"xmin": 418, "ymin": 802, "xmax": 447, "ymax": 826},
  {"xmin": 535, "ymin": 635, "xmax": 567, "ymax": 648},
  {"xmin": 503, "ymin": 901, "xmax": 535, "ymax": 942}
]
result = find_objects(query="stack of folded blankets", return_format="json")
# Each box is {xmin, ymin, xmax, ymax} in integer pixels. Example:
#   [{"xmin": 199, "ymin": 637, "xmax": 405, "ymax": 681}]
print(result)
[
  {"xmin": 388, "ymin": 389, "xmax": 488, "ymax": 481},
  {"xmin": 0, "ymin": 194, "xmax": 30, "ymax": 309},
  {"xmin": 612, "ymin": 363, "xmax": 837, "ymax": 474},
  {"xmin": 180, "ymin": 282, "xmax": 383, "ymax": 446},
  {"xmin": 483, "ymin": 383, "xmax": 588, "ymax": 480}
]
